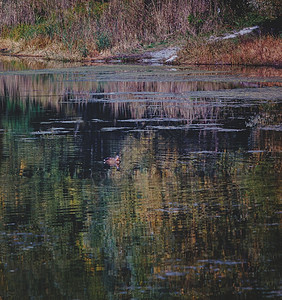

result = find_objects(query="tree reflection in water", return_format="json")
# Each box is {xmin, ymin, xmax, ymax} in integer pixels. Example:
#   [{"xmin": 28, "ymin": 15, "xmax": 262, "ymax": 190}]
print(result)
[{"xmin": 0, "ymin": 64, "xmax": 281, "ymax": 299}]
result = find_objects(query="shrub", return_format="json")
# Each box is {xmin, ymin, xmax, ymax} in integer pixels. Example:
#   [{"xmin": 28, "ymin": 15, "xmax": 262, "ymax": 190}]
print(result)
[{"xmin": 95, "ymin": 32, "xmax": 112, "ymax": 51}]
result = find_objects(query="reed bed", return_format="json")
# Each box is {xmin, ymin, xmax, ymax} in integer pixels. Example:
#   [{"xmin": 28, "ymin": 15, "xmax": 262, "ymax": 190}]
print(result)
[
  {"xmin": 0, "ymin": 0, "xmax": 241, "ymax": 57},
  {"xmin": 0, "ymin": 0, "xmax": 281, "ymax": 64}
]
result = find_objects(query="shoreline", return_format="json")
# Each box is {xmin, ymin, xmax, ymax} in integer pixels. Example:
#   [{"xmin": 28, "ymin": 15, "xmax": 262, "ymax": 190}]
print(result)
[
  {"xmin": 1, "ymin": 49, "xmax": 281, "ymax": 68},
  {"xmin": 0, "ymin": 36, "xmax": 181, "ymax": 65},
  {"xmin": 1, "ymin": 34, "xmax": 281, "ymax": 67}
]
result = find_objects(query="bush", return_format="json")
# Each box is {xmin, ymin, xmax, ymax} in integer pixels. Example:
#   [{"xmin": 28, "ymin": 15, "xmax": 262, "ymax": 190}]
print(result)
[{"xmin": 95, "ymin": 32, "xmax": 112, "ymax": 51}]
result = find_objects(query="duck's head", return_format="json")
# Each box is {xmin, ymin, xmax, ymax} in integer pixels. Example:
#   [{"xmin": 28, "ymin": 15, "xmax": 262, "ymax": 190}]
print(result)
[{"xmin": 104, "ymin": 155, "xmax": 121, "ymax": 169}]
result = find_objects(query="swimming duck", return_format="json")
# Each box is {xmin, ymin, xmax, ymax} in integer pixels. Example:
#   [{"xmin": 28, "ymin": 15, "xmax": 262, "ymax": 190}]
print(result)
[{"xmin": 104, "ymin": 155, "xmax": 121, "ymax": 169}]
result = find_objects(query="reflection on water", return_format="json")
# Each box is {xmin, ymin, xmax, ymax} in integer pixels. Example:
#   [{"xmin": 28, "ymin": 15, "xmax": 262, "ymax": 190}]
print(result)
[{"xmin": 0, "ymin": 62, "xmax": 281, "ymax": 299}]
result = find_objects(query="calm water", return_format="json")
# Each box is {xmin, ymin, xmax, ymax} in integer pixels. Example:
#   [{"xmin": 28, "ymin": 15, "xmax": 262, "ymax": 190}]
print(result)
[{"xmin": 0, "ymin": 59, "xmax": 281, "ymax": 299}]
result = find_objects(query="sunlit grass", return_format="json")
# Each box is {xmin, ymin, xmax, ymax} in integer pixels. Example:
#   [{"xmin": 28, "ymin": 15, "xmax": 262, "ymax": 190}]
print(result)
[{"xmin": 178, "ymin": 35, "xmax": 282, "ymax": 66}]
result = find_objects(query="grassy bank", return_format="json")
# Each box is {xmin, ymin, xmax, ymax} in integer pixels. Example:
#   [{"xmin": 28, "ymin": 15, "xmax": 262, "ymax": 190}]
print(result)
[
  {"xmin": 177, "ymin": 34, "xmax": 282, "ymax": 66},
  {"xmin": 0, "ymin": 0, "xmax": 281, "ymax": 64}
]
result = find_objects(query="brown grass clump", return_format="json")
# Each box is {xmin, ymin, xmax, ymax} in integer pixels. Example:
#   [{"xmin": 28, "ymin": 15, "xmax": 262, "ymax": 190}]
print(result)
[
  {"xmin": 178, "ymin": 35, "xmax": 282, "ymax": 66},
  {"xmin": 234, "ymin": 36, "xmax": 282, "ymax": 65}
]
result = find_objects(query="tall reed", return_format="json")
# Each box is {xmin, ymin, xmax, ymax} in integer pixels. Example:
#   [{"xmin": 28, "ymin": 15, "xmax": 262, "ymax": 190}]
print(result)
[{"xmin": 0, "ymin": 0, "xmax": 224, "ymax": 54}]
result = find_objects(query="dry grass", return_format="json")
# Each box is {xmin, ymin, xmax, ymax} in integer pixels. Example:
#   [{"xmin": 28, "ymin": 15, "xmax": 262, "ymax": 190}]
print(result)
[
  {"xmin": 178, "ymin": 35, "xmax": 282, "ymax": 66},
  {"xmin": 234, "ymin": 36, "xmax": 282, "ymax": 65},
  {"xmin": 102, "ymin": 0, "xmax": 219, "ymax": 47},
  {"xmin": 0, "ymin": 1, "xmax": 281, "ymax": 64},
  {"xmin": 0, "ymin": 37, "xmax": 81, "ymax": 61},
  {"xmin": 0, "ymin": 0, "xmax": 223, "ymax": 58}
]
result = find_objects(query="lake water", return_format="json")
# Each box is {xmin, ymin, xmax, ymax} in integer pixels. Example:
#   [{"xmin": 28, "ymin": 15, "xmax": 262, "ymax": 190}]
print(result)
[{"xmin": 0, "ymin": 59, "xmax": 281, "ymax": 299}]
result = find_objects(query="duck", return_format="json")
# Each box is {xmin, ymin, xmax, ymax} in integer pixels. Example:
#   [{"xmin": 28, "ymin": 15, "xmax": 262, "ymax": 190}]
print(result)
[{"xmin": 104, "ymin": 155, "xmax": 121, "ymax": 169}]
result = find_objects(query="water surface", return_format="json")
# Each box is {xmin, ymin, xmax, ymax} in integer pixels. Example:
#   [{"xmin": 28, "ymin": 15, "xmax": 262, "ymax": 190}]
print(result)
[{"xmin": 0, "ymin": 60, "xmax": 281, "ymax": 299}]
